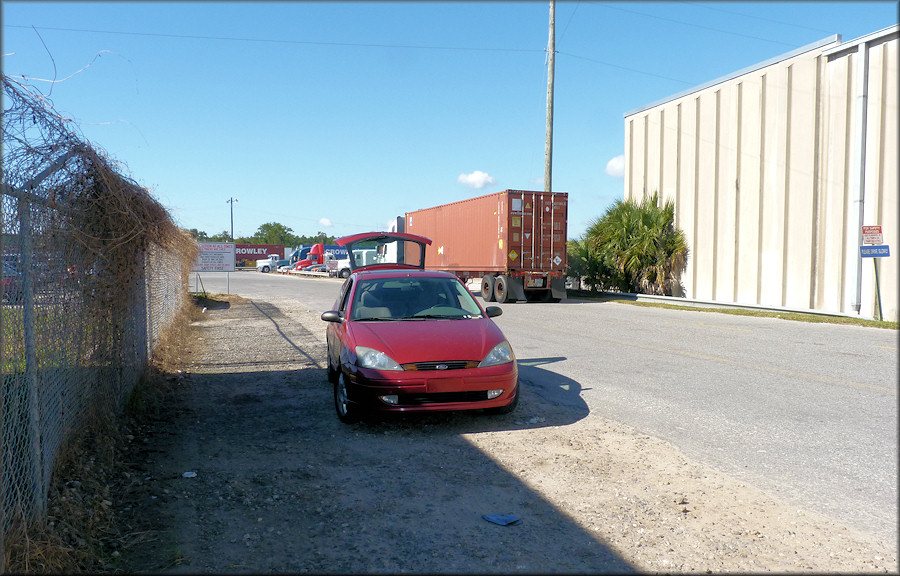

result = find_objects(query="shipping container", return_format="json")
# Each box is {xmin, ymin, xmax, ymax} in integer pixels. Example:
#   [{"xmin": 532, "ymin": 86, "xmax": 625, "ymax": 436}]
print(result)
[{"xmin": 401, "ymin": 190, "xmax": 568, "ymax": 303}]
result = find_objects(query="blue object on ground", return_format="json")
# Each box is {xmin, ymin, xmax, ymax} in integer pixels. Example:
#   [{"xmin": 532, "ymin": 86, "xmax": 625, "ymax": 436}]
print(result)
[{"xmin": 482, "ymin": 514, "xmax": 521, "ymax": 526}]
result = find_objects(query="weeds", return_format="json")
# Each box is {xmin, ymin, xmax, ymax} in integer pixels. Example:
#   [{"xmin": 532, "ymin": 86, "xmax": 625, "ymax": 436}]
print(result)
[{"xmin": 1, "ymin": 296, "xmax": 217, "ymax": 573}]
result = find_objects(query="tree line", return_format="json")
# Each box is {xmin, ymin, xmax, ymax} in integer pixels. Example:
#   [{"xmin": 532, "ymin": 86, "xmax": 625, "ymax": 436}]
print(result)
[
  {"xmin": 186, "ymin": 197, "xmax": 689, "ymax": 298},
  {"xmin": 187, "ymin": 222, "xmax": 337, "ymax": 248},
  {"xmin": 567, "ymin": 192, "xmax": 689, "ymax": 297}
]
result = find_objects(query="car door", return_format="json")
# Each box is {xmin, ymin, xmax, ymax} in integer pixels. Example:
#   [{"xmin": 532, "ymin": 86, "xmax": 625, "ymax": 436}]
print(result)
[{"xmin": 327, "ymin": 277, "xmax": 355, "ymax": 371}]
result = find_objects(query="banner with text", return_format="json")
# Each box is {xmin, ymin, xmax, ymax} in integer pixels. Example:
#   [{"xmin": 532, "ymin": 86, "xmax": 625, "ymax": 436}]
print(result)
[{"xmin": 194, "ymin": 242, "xmax": 236, "ymax": 272}]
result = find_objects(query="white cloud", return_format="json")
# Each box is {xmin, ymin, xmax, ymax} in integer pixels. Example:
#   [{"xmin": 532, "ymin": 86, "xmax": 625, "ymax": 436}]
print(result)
[
  {"xmin": 318, "ymin": 217, "xmax": 333, "ymax": 227},
  {"xmin": 457, "ymin": 170, "xmax": 496, "ymax": 189},
  {"xmin": 605, "ymin": 155, "xmax": 625, "ymax": 178}
]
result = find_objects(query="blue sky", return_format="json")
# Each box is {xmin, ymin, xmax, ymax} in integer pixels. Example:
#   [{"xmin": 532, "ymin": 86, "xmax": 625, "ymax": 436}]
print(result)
[{"xmin": 3, "ymin": 1, "xmax": 897, "ymax": 241}]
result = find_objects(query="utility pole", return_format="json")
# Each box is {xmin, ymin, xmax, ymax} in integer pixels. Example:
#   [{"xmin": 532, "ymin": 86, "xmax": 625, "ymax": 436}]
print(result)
[
  {"xmin": 544, "ymin": 0, "xmax": 556, "ymax": 194},
  {"xmin": 226, "ymin": 197, "xmax": 237, "ymax": 241}
]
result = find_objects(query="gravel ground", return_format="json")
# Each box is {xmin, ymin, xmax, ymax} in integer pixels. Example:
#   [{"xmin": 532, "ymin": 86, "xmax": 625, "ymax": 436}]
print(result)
[{"xmin": 115, "ymin": 295, "xmax": 897, "ymax": 573}]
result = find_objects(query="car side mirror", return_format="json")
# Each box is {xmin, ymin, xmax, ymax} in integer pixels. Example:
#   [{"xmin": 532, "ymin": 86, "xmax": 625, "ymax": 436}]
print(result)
[
  {"xmin": 484, "ymin": 306, "xmax": 502, "ymax": 318},
  {"xmin": 321, "ymin": 311, "xmax": 342, "ymax": 323}
]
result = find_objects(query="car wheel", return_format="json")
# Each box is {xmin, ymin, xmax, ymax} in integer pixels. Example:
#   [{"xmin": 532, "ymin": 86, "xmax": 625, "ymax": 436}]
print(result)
[
  {"xmin": 334, "ymin": 373, "xmax": 361, "ymax": 424},
  {"xmin": 486, "ymin": 383, "xmax": 519, "ymax": 415},
  {"xmin": 481, "ymin": 275, "xmax": 496, "ymax": 302},
  {"xmin": 326, "ymin": 343, "xmax": 340, "ymax": 384},
  {"xmin": 494, "ymin": 275, "xmax": 510, "ymax": 303}
]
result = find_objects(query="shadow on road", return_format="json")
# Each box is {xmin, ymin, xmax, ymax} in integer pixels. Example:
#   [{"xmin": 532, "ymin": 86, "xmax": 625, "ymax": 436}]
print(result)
[
  {"xmin": 123, "ymin": 299, "xmax": 634, "ymax": 573},
  {"xmin": 346, "ymin": 356, "xmax": 591, "ymax": 434}
]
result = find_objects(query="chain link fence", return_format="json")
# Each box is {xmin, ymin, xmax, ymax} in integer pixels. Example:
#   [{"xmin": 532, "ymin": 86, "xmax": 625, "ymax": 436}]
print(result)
[{"xmin": 1, "ymin": 75, "xmax": 198, "ymax": 566}]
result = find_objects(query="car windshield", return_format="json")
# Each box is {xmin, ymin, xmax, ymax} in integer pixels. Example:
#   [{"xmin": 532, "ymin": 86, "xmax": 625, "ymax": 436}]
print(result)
[{"xmin": 350, "ymin": 276, "xmax": 484, "ymax": 321}]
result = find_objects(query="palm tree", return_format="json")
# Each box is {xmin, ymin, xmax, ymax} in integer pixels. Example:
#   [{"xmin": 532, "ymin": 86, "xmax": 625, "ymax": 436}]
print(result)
[{"xmin": 586, "ymin": 192, "xmax": 688, "ymax": 296}]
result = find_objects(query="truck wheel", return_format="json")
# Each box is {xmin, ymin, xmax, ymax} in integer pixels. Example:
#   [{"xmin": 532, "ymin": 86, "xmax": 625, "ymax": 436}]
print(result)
[
  {"xmin": 262, "ymin": 265, "xmax": 270, "ymax": 273},
  {"xmin": 494, "ymin": 275, "xmax": 510, "ymax": 303},
  {"xmin": 340, "ymin": 268, "xmax": 351, "ymax": 279},
  {"xmin": 481, "ymin": 275, "xmax": 496, "ymax": 302}
]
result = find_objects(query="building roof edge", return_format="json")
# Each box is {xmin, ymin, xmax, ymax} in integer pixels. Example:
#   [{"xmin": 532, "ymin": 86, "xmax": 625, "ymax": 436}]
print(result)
[
  {"xmin": 624, "ymin": 34, "xmax": 841, "ymax": 118},
  {"xmin": 822, "ymin": 23, "xmax": 899, "ymax": 57}
]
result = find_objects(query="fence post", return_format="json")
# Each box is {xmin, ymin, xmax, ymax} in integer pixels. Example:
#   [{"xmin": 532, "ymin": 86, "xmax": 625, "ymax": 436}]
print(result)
[
  {"xmin": 18, "ymin": 196, "xmax": 44, "ymax": 520},
  {"xmin": 1, "ymin": 187, "xmax": 6, "ymax": 576}
]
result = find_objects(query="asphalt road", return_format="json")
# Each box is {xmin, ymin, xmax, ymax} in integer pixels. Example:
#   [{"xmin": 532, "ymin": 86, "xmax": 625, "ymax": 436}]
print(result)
[{"xmin": 193, "ymin": 270, "xmax": 899, "ymax": 544}]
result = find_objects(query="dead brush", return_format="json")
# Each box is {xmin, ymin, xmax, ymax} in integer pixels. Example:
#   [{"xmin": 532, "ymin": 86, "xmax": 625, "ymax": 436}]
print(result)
[
  {"xmin": 3, "ymin": 525, "xmax": 82, "ymax": 574},
  {"xmin": 2, "ymin": 74, "xmax": 201, "ymax": 573},
  {"xmin": 3, "ymin": 301, "xmax": 203, "ymax": 573},
  {"xmin": 4, "ymin": 410, "xmax": 126, "ymax": 573},
  {"xmin": 127, "ymin": 303, "xmax": 200, "ymax": 418}
]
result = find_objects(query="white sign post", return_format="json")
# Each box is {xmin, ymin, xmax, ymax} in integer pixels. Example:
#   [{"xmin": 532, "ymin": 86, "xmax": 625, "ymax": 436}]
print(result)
[
  {"xmin": 193, "ymin": 242, "xmax": 236, "ymax": 294},
  {"xmin": 859, "ymin": 226, "xmax": 888, "ymax": 321}
]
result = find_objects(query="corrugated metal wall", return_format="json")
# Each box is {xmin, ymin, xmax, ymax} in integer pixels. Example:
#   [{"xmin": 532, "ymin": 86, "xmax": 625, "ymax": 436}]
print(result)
[{"xmin": 624, "ymin": 26, "xmax": 898, "ymax": 321}]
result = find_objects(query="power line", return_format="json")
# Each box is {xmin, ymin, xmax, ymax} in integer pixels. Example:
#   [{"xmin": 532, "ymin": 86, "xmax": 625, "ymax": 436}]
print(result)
[
  {"xmin": 3, "ymin": 24, "xmax": 543, "ymax": 54},
  {"xmin": 557, "ymin": 0, "xmax": 581, "ymax": 47},
  {"xmin": 560, "ymin": 52, "xmax": 696, "ymax": 86},
  {"xmin": 594, "ymin": 3, "xmax": 801, "ymax": 49},
  {"xmin": 5, "ymin": 20, "xmax": 701, "ymax": 88},
  {"xmin": 676, "ymin": 1, "xmax": 835, "ymax": 35}
]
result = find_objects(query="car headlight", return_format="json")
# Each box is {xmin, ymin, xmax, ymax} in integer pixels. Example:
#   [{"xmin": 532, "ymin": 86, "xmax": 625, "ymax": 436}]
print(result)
[
  {"xmin": 356, "ymin": 346, "xmax": 402, "ymax": 371},
  {"xmin": 478, "ymin": 341, "xmax": 515, "ymax": 367}
]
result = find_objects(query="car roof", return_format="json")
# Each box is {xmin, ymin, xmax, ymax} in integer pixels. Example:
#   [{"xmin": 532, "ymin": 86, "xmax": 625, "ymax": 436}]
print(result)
[
  {"xmin": 337, "ymin": 231, "xmax": 432, "ymax": 247},
  {"xmin": 353, "ymin": 269, "xmax": 458, "ymax": 281}
]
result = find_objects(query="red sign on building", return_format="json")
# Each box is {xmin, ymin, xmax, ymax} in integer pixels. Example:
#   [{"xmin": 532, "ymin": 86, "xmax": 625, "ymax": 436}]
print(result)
[
  {"xmin": 234, "ymin": 244, "xmax": 284, "ymax": 266},
  {"xmin": 862, "ymin": 225, "xmax": 883, "ymax": 245}
]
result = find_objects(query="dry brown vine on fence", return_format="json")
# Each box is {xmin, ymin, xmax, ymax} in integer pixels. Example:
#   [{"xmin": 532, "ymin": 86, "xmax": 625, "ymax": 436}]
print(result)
[
  {"xmin": 3, "ymin": 73, "xmax": 199, "ymax": 572},
  {"xmin": 3, "ymin": 74, "xmax": 198, "ymax": 286}
]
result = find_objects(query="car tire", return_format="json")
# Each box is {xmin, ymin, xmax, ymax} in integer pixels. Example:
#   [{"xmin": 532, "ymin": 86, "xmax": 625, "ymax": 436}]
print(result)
[
  {"xmin": 334, "ymin": 373, "xmax": 361, "ymax": 424},
  {"xmin": 494, "ymin": 275, "xmax": 510, "ymax": 303},
  {"xmin": 485, "ymin": 382, "xmax": 519, "ymax": 415},
  {"xmin": 481, "ymin": 275, "xmax": 496, "ymax": 302}
]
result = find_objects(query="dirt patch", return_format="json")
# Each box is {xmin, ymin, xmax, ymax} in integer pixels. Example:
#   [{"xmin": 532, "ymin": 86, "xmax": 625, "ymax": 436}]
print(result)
[{"xmin": 102, "ymin": 296, "xmax": 897, "ymax": 573}]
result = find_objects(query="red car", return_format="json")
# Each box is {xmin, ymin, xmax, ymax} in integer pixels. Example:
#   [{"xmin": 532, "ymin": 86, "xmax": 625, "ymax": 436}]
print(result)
[
  {"xmin": 2, "ymin": 261, "xmax": 22, "ymax": 304},
  {"xmin": 321, "ymin": 232, "xmax": 519, "ymax": 423}
]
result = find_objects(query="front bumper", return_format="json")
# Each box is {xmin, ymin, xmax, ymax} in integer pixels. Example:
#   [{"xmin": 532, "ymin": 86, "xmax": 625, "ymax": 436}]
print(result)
[{"xmin": 343, "ymin": 362, "xmax": 518, "ymax": 413}]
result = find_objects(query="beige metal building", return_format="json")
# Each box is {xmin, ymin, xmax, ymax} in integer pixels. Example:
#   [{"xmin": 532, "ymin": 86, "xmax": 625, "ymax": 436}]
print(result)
[{"xmin": 623, "ymin": 25, "xmax": 898, "ymax": 322}]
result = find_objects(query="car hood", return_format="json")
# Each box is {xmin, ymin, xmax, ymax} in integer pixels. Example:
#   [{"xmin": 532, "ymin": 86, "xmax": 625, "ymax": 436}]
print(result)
[{"xmin": 349, "ymin": 317, "xmax": 507, "ymax": 364}]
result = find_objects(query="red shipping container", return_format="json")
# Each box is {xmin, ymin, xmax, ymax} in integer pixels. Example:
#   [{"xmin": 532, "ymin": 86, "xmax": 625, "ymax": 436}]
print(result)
[{"xmin": 404, "ymin": 190, "xmax": 567, "ymax": 302}]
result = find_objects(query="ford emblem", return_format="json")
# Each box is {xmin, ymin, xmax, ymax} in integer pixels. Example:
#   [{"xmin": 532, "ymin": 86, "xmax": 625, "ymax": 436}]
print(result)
[{"xmin": 436, "ymin": 364, "xmax": 448, "ymax": 370}]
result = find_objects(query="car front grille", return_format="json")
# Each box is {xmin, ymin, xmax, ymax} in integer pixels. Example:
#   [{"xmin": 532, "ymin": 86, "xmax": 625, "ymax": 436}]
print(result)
[
  {"xmin": 401, "ymin": 361, "xmax": 479, "ymax": 371},
  {"xmin": 398, "ymin": 391, "xmax": 490, "ymax": 405}
]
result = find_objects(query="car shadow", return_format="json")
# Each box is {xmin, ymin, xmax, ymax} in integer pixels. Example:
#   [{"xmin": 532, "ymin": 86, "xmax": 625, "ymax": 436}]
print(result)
[
  {"xmin": 139, "ymin": 364, "xmax": 635, "ymax": 574},
  {"xmin": 125, "ymin": 298, "xmax": 636, "ymax": 573},
  {"xmin": 353, "ymin": 356, "xmax": 590, "ymax": 434}
]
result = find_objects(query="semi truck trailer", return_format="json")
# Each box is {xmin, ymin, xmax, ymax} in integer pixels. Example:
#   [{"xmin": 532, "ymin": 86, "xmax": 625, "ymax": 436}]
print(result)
[{"xmin": 399, "ymin": 190, "xmax": 568, "ymax": 303}]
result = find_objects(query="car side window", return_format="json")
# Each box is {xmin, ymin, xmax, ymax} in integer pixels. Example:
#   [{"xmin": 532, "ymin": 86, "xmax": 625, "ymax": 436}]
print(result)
[{"xmin": 338, "ymin": 279, "xmax": 353, "ymax": 314}]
